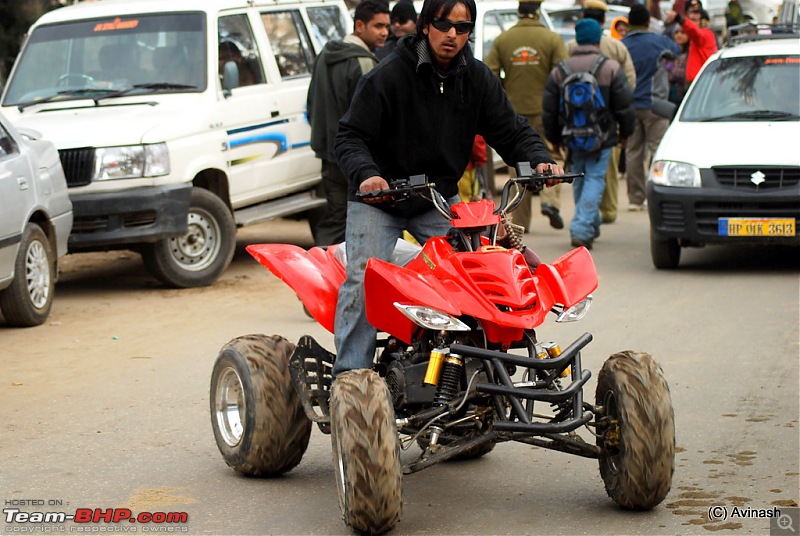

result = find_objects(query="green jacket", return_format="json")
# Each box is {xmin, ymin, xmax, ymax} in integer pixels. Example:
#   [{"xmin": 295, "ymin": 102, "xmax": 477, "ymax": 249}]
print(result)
[{"xmin": 485, "ymin": 18, "xmax": 568, "ymax": 116}]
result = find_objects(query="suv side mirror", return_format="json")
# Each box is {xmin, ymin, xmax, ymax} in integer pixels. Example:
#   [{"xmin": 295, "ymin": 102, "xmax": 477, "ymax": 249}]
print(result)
[{"xmin": 222, "ymin": 61, "xmax": 239, "ymax": 96}]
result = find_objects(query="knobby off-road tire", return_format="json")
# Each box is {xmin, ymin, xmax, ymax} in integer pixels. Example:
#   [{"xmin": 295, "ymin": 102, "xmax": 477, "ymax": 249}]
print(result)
[
  {"xmin": 596, "ymin": 351, "xmax": 675, "ymax": 510},
  {"xmin": 143, "ymin": 188, "xmax": 235, "ymax": 288},
  {"xmin": 210, "ymin": 334, "xmax": 311, "ymax": 476},
  {"xmin": 330, "ymin": 369, "xmax": 402, "ymax": 535},
  {"xmin": 0, "ymin": 223, "xmax": 55, "ymax": 327}
]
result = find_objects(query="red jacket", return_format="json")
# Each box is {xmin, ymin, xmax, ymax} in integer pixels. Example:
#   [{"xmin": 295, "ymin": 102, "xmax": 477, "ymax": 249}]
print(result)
[{"xmin": 681, "ymin": 17, "xmax": 718, "ymax": 82}]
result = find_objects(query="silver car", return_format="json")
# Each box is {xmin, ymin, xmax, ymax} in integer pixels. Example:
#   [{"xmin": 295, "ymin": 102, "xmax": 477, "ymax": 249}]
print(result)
[{"xmin": 0, "ymin": 112, "xmax": 72, "ymax": 327}]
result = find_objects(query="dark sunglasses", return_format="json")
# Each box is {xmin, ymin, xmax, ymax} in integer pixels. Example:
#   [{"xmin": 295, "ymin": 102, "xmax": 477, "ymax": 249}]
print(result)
[{"xmin": 431, "ymin": 17, "xmax": 474, "ymax": 35}]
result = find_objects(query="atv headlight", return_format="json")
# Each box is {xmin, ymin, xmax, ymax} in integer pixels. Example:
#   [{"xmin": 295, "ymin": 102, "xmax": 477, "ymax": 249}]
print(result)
[
  {"xmin": 556, "ymin": 295, "xmax": 592, "ymax": 323},
  {"xmin": 93, "ymin": 143, "xmax": 170, "ymax": 180},
  {"xmin": 394, "ymin": 303, "xmax": 470, "ymax": 331},
  {"xmin": 649, "ymin": 161, "xmax": 701, "ymax": 187}
]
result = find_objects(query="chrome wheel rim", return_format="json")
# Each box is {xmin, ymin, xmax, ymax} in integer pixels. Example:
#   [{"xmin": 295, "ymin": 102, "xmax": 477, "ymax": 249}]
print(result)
[
  {"xmin": 25, "ymin": 239, "xmax": 51, "ymax": 310},
  {"xmin": 215, "ymin": 367, "xmax": 245, "ymax": 447}
]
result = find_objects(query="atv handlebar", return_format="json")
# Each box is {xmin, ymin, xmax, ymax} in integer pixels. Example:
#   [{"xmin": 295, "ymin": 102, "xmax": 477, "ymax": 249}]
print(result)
[{"xmin": 356, "ymin": 163, "xmax": 583, "ymax": 219}]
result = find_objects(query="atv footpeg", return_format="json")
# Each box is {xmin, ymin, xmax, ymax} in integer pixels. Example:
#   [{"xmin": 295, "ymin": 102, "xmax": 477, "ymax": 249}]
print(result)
[{"xmin": 289, "ymin": 335, "xmax": 334, "ymax": 433}]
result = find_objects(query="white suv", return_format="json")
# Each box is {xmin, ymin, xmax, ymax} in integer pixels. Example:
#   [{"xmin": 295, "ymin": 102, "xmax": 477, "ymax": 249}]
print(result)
[
  {"xmin": 1, "ymin": 0, "xmax": 350, "ymax": 287},
  {"xmin": 647, "ymin": 26, "xmax": 799, "ymax": 268}
]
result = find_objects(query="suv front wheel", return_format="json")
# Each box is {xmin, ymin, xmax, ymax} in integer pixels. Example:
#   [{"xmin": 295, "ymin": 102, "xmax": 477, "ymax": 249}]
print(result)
[{"xmin": 142, "ymin": 188, "xmax": 236, "ymax": 288}]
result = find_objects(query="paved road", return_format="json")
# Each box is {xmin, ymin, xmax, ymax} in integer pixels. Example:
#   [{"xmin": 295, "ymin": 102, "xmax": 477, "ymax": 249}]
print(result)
[{"xmin": 2, "ymin": 190, "xmax": 798, "ymax": 535}]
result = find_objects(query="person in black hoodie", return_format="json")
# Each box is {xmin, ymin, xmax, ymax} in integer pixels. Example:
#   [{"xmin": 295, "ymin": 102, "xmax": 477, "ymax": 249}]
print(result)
[
  {"xmin": 376, "ymin": 0, "xmax": 418, "ymax": 60},
  {"xmin": 306, "ymin": 0, "xmax": 389, "ymax": 246},
  {"xmin": 331, "ymin": 0, "xmax": 563, "ymax": 377}
]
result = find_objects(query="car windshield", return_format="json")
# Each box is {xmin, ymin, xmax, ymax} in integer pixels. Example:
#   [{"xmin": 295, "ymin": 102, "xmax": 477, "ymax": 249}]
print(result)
[
  {"xmin": 680, "ymin": 54, "xmax": 800, "ymax": 122},
  {"xmin": 3, "ymin": 12, "xmax": 207, "ymax": 107}
]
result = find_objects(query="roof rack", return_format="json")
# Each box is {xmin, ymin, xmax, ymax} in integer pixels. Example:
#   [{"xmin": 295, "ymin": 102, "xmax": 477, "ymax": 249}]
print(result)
[{"xmin": 726, "ymin": 22, "xmax": 800, "ymax": 45}]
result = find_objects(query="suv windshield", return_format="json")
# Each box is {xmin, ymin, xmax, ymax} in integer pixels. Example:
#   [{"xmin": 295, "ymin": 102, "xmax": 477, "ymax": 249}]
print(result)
[
  {"xmin": 680, "ymin": 55, "xmax": 800, "ymax": 122},
  {"xmin": 3, "ymin": 12, "xmax": 207, "ymax": 107}
]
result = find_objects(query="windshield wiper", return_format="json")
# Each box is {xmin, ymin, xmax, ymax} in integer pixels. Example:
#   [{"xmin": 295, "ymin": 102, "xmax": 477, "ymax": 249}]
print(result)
[
  {"xmin": 17, "ymin": 88, "xmax": 120, "ymax": 111},
  {"xmin": 17, "ymin": 83, "xmax": 199, "ymax": 110},
  {"xmin": 701, "ymin": 110, "xmax": 799, "ymax": 121},
  {"xmin": 96, "ymin": 82, "xmax": 198, "ymax": 99}
]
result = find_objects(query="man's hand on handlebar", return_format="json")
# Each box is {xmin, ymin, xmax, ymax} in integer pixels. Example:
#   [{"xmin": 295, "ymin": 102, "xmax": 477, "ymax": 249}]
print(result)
[
  {"xmin": 359, "ymin": 176, "xmax": 392, "ymax": 204},
  {"xmin": 535, "ymin": 162, "xmax": 566, "ymax": 188}
]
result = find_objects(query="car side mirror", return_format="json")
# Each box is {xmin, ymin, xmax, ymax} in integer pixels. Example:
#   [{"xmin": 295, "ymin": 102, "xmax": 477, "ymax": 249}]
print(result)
[{"xmin": 222, "ymin": 61, "xmax": 239, "ymax": 97}]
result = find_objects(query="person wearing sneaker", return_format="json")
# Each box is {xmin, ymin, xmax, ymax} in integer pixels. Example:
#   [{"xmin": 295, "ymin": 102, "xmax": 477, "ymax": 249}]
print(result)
[
  {"xmin": 542, "ymin": 19, "xmax": 635, "ymax": 249},
  {"xmin": 484, "ymin": 0, "xmax": 568, "ymax": 233},
  {"xmin": 621, "ymin": 4, "xmax": 680, "ymax": 211}
]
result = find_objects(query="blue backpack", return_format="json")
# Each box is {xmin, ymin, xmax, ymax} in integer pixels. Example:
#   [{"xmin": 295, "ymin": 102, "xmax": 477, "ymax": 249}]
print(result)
[{"xmin": 557, "ymin": 55, "xmax": 611, "ymax": 153}]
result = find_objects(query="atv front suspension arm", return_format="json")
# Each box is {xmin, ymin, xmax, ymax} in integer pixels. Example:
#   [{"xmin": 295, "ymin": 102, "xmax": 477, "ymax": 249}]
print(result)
[{"xmin": 450, "ymin": 333, "xmax": 593, "ymax": 435}]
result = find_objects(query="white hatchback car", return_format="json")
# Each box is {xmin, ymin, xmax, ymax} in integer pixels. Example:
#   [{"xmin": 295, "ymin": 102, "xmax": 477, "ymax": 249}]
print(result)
[
  {"xmin": 646, "ymin": 26, "xmax": 799, "ymax": 268},
  {"xmin": 0, "ymin": 112, "xmax": 72, "ymax": 327}
]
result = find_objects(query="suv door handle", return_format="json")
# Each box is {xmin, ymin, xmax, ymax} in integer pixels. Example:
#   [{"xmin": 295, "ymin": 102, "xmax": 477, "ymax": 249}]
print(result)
[
  {"xmin": 17, "ymin": 177, "xmax": 29, "ymax": 190},
  {"xmin": 271, "ymin": 110, "xmax": 279, "ymax": 118}
]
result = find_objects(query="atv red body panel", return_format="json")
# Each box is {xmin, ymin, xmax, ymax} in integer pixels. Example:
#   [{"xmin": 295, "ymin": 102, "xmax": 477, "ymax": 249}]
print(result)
[
  {"xmin": 246, "ymin": 197, "xmax": 598, "ymax": 346},
  {"xmin": 247, "ymin": 243, "xmax": 344, "ymax": 333},
  {"xmin": 365, "ymin": 238, "xmax": 597, "ymax": 345}
]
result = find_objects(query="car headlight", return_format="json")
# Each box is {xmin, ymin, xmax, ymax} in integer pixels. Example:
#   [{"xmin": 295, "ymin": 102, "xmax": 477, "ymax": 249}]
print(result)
[
  {"xmin": 650, "ymin": 160, "xmax": 701, "ymax": 187},
  {"xmin": 93, "ymin": 143, "xmax": 170, "ymax": 181}
]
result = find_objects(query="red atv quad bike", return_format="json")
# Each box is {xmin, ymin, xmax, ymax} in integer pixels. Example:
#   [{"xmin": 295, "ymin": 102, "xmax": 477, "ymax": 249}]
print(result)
[{"xmin": 209, "ymin": 165, "xmax": 675, "ymax": 535}]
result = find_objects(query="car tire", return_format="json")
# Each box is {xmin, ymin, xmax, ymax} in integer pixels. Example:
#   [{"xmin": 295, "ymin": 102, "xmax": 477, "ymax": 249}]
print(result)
[
  {"xmin": 650, "ymin": 231, "xmax": 681, "ymax": 270},
  {"xmin": 0, "ymin": 223, "xmax": 55, "ymax": 327},
  {"xmin": 142, "ymin": 188, "xmax": 235, "ymax": 288}
]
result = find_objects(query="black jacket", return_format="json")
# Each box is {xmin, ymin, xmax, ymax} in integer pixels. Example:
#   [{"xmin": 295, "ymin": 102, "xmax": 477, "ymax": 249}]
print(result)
[
  {"xmin": 334, "ymin": 35, "xmax": 554, "ymax": 217},
  {"xmin": 307, "ymin": 39, "xmax": 378, "ymax": 162},
  {"xmin": 541, "ymin": 45, "xmax": 636, "ymax": 151}
]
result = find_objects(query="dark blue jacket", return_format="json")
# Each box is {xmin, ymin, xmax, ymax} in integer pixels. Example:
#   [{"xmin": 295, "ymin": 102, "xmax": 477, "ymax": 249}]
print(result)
[{"xmin": 623, "ymin": 30, "xmax": 680, "ymax": 110}]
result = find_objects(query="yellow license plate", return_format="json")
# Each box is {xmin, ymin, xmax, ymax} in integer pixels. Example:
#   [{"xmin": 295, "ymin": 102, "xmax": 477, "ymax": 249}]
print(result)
[{"xmin": 718, "ymin": 218, "xmax": 796, "ymax": 237}]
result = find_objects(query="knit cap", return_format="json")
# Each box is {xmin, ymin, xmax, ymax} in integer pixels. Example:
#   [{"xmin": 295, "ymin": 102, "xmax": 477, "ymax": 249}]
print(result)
[{"xmin": 575, "ymin": 18, "xmax": 603, "ymax": 45}]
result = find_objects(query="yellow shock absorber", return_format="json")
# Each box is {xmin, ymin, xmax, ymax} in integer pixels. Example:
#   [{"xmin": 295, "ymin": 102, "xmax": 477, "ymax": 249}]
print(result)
[
  {"xmin": 545, "ymin": 342, "xmax": 571, "ymax": 378},
  {"xmin": 424, "ymin": 349, "xmax": 447, "ymax": 386}
]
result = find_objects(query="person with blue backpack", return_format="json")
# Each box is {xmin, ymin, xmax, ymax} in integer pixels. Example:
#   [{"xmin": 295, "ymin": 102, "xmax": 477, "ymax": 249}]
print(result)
[{"xmin": 541, "ymin": 18, "xmax": 635, "ymax": 249}]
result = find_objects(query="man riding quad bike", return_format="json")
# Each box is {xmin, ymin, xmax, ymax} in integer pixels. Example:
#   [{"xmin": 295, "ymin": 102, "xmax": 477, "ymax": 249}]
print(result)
[{"xmin": 210, "ymin": 170, "xmax": 675, "ymax": 534}]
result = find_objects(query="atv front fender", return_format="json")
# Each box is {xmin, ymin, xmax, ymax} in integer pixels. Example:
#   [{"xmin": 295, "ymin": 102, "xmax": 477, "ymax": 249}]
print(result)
[
  {"xmin": 247, "ymin": 244, "xmax": 344, "ymax": 333},
  {"xmin": 364, "ymin": 258, "xmax": 460, "ymax": 343},
  {"xmin": 536, "ymin": 246, "xmax": 598, "ymax": 307}
]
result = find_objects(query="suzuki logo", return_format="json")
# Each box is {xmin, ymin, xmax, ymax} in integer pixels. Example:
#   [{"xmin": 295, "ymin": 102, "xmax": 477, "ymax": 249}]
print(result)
[{"xmin": 750, "ymin": 171, "xmax": 766, "ymax": 186}]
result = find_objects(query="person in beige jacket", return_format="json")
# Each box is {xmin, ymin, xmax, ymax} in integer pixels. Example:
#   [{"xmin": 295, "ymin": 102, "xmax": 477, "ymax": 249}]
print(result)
[
  {"xmin": 485, "ymin": 0, "xmax": 568, "ymax": 232},
  {"xmin": 566, "ymin": 0, "xmax": 636, "ymax": 224}
]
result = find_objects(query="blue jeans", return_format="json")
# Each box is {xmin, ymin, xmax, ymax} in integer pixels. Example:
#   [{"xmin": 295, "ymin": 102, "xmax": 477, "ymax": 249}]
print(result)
[
  {"xmin": 570, "ymin": 147, "xmax": 612, "ymax": 242},
  {"xmin": 332, "ymin": 198, "xmax": 458, "ymax": 375}
]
